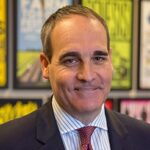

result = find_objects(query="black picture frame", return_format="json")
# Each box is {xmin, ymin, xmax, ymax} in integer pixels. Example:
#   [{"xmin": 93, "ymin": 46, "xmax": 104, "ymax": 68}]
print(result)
[
  {"xmin": 0, "ymin": 0, "xmax": 8, "ymax": 89},
  {"xmin": 13, "ymin": 0, "xmax": 75, "ymax": 89},
  {"xmin": 80, "ymin": 0, "xmax": 133, "ymax": 90},
  {"xmin": 138, "ymin": 0, "xmax": 150, "ymax": 90}
]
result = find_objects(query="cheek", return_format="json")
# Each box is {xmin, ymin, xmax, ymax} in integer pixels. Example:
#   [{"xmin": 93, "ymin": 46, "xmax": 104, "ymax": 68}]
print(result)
[
  {"xmin": 48, "ymin": 68, "xmax": 75, "ymax": 89},
  {"xmin": 101, "ymin": 66, "xmax": 113, "ymax": 83}
]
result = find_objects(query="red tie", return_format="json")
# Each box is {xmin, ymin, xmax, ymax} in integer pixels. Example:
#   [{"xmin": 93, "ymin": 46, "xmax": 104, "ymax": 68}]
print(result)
[{"xmin": 78, "ymin": 126, "xmax": 96, "ymax": 150}]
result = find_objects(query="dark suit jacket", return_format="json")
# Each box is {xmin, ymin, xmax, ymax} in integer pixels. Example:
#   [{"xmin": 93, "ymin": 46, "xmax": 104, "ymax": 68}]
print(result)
[{"xmin": 0, "ymin": 99, "xmax": 150, "ymax": 150}]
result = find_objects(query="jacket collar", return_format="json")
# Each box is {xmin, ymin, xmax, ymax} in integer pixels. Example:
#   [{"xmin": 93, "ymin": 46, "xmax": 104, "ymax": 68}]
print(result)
[
  {"xmin": 36, "ymin": 99, "xmax": 65, "ymax": 150},
  {"xmin": 105, "ymin": 108, "xmax": 132, "ymax": 150}
]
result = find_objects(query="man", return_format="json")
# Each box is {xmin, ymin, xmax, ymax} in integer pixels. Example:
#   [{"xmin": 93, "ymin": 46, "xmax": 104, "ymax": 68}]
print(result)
[{"xmin": 0, "ymin": 5, "xmax": 150, "ymax": 150}]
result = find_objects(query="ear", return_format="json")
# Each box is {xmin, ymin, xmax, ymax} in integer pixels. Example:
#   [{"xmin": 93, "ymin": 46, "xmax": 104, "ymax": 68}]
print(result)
[{"xmin": 40, "ymin": 52, "xmax": 49, "ymax": 79}]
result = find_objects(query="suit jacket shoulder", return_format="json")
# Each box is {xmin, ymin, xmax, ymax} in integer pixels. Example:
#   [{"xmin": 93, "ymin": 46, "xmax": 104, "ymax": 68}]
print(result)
[
  {"xmin": 105, "ymin": 109, "xmax": 150, "ymax": 150},
  {"xmin": 0, "ymin": 100, "xmax": 65, "ymax": 150}
]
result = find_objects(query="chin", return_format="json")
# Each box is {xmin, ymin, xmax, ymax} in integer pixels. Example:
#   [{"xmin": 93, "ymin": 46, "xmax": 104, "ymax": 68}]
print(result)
[{"xmin": 77, "ymin": 101, "xmax": 102, "ymax": 112}]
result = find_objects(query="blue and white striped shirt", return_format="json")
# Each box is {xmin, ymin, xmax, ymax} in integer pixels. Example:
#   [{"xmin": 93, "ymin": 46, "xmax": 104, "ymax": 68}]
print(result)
[{"xmin": 52, "ymin": 96, "xmax": 111, "ymax": 150}]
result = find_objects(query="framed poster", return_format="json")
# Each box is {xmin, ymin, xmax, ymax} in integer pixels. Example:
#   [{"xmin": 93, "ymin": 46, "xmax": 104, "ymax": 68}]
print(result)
[
  {"xmin": 0, "ymin": 0, "xmax": 8, "ymax": 88},
  {"xmin": 119, "ymin": 98, "xmax": 150, "ymax": 124},
  {"xmin": 138, "ymin": 0, "xmax": 150, "ymax": 89},
  {"xmin": 14, "ymin": 0, "xmax": 74, "ymax": 89},
  {"xmin": 0, "ymin": 98, "xmax": 42, "ymax": 124},
  {"xmin": 81, "ymin": 0, "xmax": 133, "ymax": 90}
]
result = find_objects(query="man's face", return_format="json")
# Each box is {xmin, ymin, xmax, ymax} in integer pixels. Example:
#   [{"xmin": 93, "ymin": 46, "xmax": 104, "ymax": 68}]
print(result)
[{"xmin": 41, "ymin": 15, "xmax": 113, "ymax": 123}]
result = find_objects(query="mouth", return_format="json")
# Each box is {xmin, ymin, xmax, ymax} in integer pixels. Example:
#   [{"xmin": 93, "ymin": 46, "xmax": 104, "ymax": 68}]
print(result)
[
  {"xmin": 73, "ymin": 87, "xmax": 101, "ymax": 99},
  {"xmin": 74, "ymin": 87, "xmax": 100, "ymax": 91}
]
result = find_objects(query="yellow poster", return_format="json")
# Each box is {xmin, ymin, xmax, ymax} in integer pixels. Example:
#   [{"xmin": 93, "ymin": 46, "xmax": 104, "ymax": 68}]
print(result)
[
  {"xmin": 0, "ymin": 99, "xmax": 42, "ymax": 124},
  {"xmin": 0, "ymin": 0, "xmax": 7, "ymax": 87}
]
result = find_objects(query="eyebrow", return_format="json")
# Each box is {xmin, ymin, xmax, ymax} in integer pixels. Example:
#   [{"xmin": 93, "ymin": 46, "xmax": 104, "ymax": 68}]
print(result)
[
  {"xmin": 93, "ymin": 50, "xmax": 108, "ymax": 56},
  {"xmin": 59, "ymin": 51, "xmax": 80, "ymax": 61}
]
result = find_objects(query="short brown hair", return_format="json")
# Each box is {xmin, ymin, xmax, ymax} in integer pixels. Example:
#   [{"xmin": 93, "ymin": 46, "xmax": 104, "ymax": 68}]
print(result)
[{"xmin": 41, "ymin": 5, "xmax": 110, "ymax": 61}]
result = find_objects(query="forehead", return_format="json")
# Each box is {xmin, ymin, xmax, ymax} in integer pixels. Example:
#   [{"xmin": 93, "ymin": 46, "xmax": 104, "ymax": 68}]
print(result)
[
  {"xmin": 53, "ymin": 15, "xmax": 106, "ymax": 32},
  {"xmin": 50, "ymin": 15, "xmax": 108, "ymax": 58},
  {"xmin": 51, "ymin": 15, "xmax": 107, "ymax": 38}
]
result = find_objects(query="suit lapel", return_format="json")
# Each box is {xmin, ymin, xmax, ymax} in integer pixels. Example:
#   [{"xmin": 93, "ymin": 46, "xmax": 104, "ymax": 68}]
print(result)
[
  {"xmin": 36, "ymin": 99, "xmax": 65, "ymax": 150},
  {"xmin": 105, "ymin": 109, "xmax": 132, "ymax": 150}
]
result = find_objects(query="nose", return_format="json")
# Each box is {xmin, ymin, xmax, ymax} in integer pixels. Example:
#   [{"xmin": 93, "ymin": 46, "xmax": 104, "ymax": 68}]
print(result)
[{"xmin": 77, "ymin": 63, "xmax": 96, "ymax": 82}]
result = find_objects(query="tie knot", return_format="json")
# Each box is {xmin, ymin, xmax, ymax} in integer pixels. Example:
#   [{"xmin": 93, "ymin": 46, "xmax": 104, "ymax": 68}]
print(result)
[{"xmin": 78, "ymin": 126, "xmax": 96, "ymax": 146}]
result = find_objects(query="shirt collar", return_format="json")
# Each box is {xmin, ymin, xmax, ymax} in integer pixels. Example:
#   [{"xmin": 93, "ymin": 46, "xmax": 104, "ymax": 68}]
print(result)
[{"xmin": 52, "ymin": 96, "xmax": 108, "ymax": 134}]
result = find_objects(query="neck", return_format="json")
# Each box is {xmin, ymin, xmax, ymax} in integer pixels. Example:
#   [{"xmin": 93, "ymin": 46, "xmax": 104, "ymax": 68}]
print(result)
[{"xmin": 70, "ymin": 107, "xmax": 102, "ymax": 125}]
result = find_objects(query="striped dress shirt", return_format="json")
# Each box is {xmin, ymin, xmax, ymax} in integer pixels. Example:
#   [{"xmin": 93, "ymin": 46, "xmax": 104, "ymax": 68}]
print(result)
[{"xmin": 52, "ymin": 96, "xmax": 111, "ymax": 150}]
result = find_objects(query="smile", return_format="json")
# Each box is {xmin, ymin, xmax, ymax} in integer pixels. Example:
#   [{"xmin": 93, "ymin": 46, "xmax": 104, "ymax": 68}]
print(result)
[{"xmin": 74, "ymin": 87, "xmax": 100, "ymax": 91}]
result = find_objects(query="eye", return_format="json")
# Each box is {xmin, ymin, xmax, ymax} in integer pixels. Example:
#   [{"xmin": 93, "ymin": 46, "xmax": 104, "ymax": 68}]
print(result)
[
  {"xmin": 62, "ymin": 57, "xmax": 80, "ymax": 67},
  {"xmin": 92, "ymin": 55, "xmax": 107, "ymax": 64}
]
